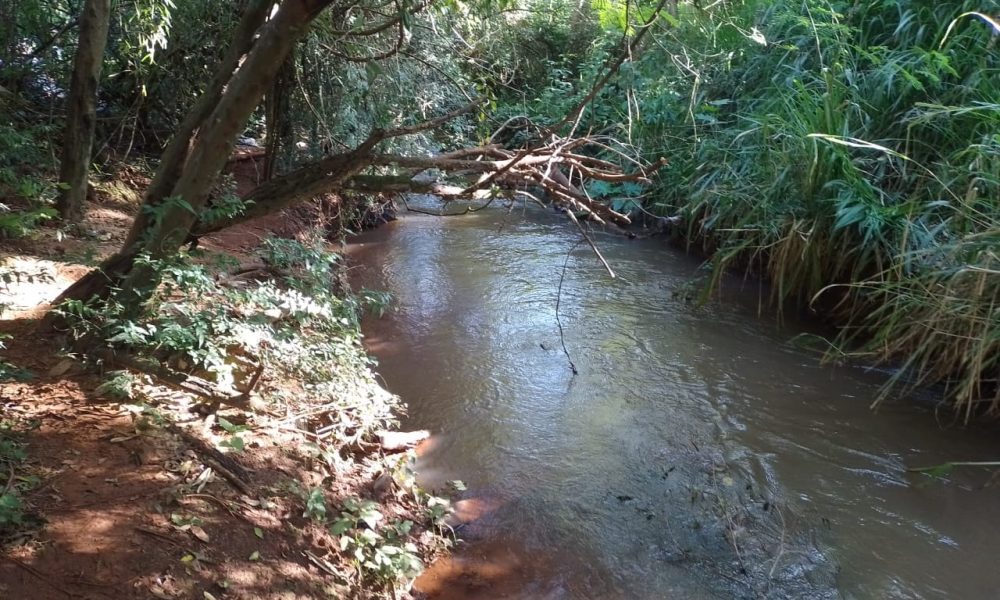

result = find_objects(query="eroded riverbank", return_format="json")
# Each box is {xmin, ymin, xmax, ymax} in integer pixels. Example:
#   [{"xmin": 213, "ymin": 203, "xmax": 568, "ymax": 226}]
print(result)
[{"xmin": 350, "ymin": 196, "xmax": 1000, "ymax": 599}]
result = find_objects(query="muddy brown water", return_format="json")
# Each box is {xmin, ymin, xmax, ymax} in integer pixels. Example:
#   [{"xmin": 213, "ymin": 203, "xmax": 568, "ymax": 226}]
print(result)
[{"xmin": 348, "ymin": 196, "xmax": 1000, "ymax": 599}]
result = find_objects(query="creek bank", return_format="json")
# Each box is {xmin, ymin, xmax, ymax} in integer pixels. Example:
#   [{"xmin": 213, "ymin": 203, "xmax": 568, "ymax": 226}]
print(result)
[{"xmin": 0, "ymin": 172, "xmax": 455, "ymax": 599}]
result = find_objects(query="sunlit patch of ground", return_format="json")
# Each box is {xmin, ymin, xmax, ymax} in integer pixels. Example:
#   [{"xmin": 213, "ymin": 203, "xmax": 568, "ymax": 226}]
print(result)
[{"xmin": 0, "ymin": 256, "xmax": 87, "ymax": 317}]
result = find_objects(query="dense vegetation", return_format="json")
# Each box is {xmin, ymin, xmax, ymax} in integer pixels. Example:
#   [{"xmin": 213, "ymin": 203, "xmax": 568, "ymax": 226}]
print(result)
[
  {"xmin": 0, "ymin": 0, "xmax": 997, "ymax": 595},
  {"xmin": 1, "ymin": 1, "xmax": 998, "ymax": 443},
  {"xmin": 486, "ymin": 0, "xmax": 999, "ymax": 417}
]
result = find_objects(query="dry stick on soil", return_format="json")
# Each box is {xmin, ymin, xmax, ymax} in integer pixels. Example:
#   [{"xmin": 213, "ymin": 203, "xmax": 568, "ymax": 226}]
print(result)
[
  {"xmin": 202, "ymin": 456, "xmax": 253, "ymax": 497},
  {"xmin": 134, "ymin": 526, "xmax": 185, "ymax": 548},
  {"xmin": 2, "ymin": 462, "xmax": 14, "ymax": 497},
  {"xmin": 184, "ymin": 492, "xmax": 249, "ymax": 521},
  {"xmin": 2, "ymin": 557, "xmax": 78, "ymax": 598},
  {"xmin": 303, "ymin": 549, "xmax": 347, "ymax": 580},
  {"xmin": 163, "ymin": 422, "xmax": 253, "ymax": 493},
  {"xmin": 96, "ymin": 349, "xmax": 260, "ymax": 411}
]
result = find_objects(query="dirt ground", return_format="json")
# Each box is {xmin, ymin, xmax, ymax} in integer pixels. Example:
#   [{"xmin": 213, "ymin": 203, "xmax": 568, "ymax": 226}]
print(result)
[
  {"xmin": 0, "ymin": 322, "xmax": 337, "ymax": 600},
  {"xmin": 0, "ymin": 160, "xmax": 454, "ymax": 599}
]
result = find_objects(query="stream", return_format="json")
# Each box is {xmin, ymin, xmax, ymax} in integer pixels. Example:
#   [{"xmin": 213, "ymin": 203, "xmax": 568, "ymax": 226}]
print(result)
[{"xmin": 348, "ymin": 196, "xmax": 1000, "ymax": 599}]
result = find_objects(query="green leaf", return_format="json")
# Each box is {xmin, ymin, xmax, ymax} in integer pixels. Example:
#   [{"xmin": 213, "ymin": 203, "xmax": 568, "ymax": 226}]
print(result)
[
  {"xmin": 330, "ymin": 518, "xmax": 353, "ymax": 535},
  {"xmin": 358, "ymin": 528, "xmax": 379, "ymax": 545},
  {"xmin": 304, "ymin": 488, "xmax": 327, "ymax": 520},
  {"xmin": 221, "ymin": 436, "xmax": 245, "ymax": 452},
  {"xmin": 358, "ymin": 503, "xmax": 383, "ymax": 529}
]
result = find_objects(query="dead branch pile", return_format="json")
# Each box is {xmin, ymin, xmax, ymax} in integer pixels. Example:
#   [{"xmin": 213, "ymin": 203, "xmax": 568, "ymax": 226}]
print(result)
[{"xmin": 359, "ymin": 135, "xmax": 668, "ymax": 229}]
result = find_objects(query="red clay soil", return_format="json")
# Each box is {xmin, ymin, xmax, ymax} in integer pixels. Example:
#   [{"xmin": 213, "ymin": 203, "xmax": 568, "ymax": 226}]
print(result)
[
  {"xmin": 0, "ymin": 316, "xmax": 336, "ymax": 600},
  {"xmin": 0, "ymin": 167, "xmax": 432, "ymax": 599}
]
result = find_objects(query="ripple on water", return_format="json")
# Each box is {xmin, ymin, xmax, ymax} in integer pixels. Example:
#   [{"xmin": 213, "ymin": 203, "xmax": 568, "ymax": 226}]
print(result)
[{"xmin": 349, "ymin": 202, "xmax": 1000, "ymax": 599}]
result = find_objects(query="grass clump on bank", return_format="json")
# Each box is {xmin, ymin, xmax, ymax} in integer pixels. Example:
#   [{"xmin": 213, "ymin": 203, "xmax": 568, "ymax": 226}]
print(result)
[{"xmin": 493, "ymin": 0, "xmax": 998, "ymax": 416}]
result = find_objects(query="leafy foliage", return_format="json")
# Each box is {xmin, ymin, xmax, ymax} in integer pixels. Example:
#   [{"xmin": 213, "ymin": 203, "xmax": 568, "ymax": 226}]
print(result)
[
  {"xmin": 0, "ymin": 421, "xmax": 39, "ymax": 538},
  {"xmin": 0, "ymin": 123, "xmax": 59, "ymax": 239},
  {"xmin": 57, "ymin": 231, "xmax": 399, "ymax": 442},
  {"xmin": 493, "ymin": 0, "xmax": 999, "ymax": 414},
  {"xmin": 304, "ymin": 455, "xmax": 454, "ymax": 592}
]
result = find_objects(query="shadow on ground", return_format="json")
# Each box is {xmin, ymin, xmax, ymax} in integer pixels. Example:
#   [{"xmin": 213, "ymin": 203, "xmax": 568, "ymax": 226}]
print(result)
[{"xmin": 0, "ymin": 317, "xmax": 350, "ymax": 600}]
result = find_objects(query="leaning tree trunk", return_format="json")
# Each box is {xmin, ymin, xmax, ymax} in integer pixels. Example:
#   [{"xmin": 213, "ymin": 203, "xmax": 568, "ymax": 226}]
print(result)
[
  {"xmin": 48, "ymin": 0, "xmax": 333, "ymax": 315},
  {"xmin": 45, "ymin": 0, "xmax": 664, "ymax": 323},
  {"xmin": 56, "ymin": 0, "xmax": 111, "ymax": 222},
  {"xmin": 122, "ymin": 0, "xmax": 271, "ymax": 249}
]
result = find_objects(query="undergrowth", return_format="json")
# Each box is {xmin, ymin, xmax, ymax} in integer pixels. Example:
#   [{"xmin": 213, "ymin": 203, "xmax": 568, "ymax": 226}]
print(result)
[
  {"xmin": 0, "ymin": 121, "xmax": 59, "ymax": 239},
  {"xmin": 0, "ymin": 419, "xmax": 41, "ymax": 544},
  {"xmin": 52, "ymin": 232, "xmax": 452, "ymax": 595}
]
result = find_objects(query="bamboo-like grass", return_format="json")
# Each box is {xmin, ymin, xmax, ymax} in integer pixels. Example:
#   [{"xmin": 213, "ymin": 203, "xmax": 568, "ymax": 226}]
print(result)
[
  {"xmin": 502, "ymin": 0, "xmax": 997, "ymax": 415},
  {"xmin": 627, "ymin": 0, "xmax": 998, "ymax": 416}
]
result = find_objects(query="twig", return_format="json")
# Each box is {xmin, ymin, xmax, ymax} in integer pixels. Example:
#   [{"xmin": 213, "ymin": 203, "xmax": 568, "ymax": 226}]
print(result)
[
  {"xmin": 556, "ymin": 241, "xmax": 582, "ymax": 375},
  {"xmin": 134, "ymin": 526, "xmax": 184, "ymax": 548},
  {"xmin": 202, "ymin": 457, "xmax": 253, "ymax": 496},
  {"xmin": 2, "ymin": 462, "xmax": 14, "ymax": 496},
  {"xmin": 455, "ymin": 0, "xmax": 669, "ymax": 197},
  {"xmin": 303, "ymin": 549, "xmax": 346, "ymax": 580},
  {"xmin": 401, "ymin": 195, "xmax": 496, "ymax": 216},
  {"xmin": 2, "ymin": 556, "xmax": 78, "ymax": 597},
  {"xmin": 183, "ymin": 493, "xmax": 248, "ymax": 521},
  {"xmin": 93, "ymin": 349, "xmax": 247, "ymax": 406},
  {"xmin": 566, "ymin": 210, "xmax": 616, "ymax": 279},
  {"xmin": 244, "ymin": 361, "xmax": 265, "ymax": 395}
]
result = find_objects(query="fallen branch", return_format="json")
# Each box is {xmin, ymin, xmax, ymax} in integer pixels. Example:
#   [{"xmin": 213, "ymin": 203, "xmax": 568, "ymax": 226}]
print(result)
[
  {"xmin": 1, "ymin": 557, "xmax": 77, "ymax": 598},
  {"xmin": 400, "ymin": 195, "xmax": 497, "ymax": 216},
  {"xmin": 556, "ymin": 240, "xmax": 582, "ymax": 376},
  {"xmin": 198, "ymin": 457, "xmax": 253, "ymax": 496},
  {"xmin": 566, "ymin": 210, "xmax": 616, "ymax": 279}
]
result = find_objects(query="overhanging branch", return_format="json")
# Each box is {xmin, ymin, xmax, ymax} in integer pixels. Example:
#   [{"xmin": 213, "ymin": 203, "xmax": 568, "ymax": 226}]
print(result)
[{"xmin": 193, "ymin": 105, "xmax": 665, "ymax": 236}]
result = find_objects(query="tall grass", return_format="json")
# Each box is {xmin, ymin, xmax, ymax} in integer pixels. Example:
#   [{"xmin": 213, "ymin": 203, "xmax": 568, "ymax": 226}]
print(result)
[
  {"xmin": 659, "ymin": 1, "xmax": 999, "ymax": 415},
  {"xmin": 503, "ymin": 0, "xmax": 1000, "ymax": 416}
]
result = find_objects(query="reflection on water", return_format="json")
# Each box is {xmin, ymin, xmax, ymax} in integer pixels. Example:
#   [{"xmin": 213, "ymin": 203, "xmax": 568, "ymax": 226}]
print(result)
[{"xmin": 349, "ymin": 197, "xmax": 1000, "ymax": 599}]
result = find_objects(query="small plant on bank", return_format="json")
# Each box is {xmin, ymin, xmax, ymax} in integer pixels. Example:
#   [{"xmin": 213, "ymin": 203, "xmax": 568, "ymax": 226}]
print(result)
[
  {"xmin": 331, "ymin": 500, "xmax": 424, "ymax": 585},
  {"xmin": 56, "ymin": 237, "xmax": 390, "ymax": 415},
  {"xmin": 0, "ymin": 421, "xmax": 40, "ymax": 541},
  {"xmin": 94, "ymin": 370, "xmax": 141, "ymax": 401},
  {"xmin": 289, "ymin": 452, "xmax": 456, "ymax": 595},
  {"xmin": 0, "ymin": 333, "xmax": 33, "ymax": 382},
  {"xmin": 0, "ymin": 433, "xmax": 27, "ymax": 531},
  {"xmin": 217, "ymin": 417, "xmax": 248, "ymax": 452}
]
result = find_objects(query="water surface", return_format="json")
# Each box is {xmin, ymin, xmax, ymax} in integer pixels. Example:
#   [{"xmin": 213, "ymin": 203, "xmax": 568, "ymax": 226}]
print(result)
[{"xmin": 349, "ymin": 197, "xmax": 1000, "ymax": 599}]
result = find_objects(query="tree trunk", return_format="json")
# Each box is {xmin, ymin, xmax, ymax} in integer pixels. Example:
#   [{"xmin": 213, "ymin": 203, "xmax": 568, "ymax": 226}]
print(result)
[
  {"xmin": 44, "ymin": 0, "xmax": 655, "ymax": 322},
  {"xmin": 122, "ymin": 0, "xmax": 271, "ymax": 249},
  {"xmin": 49, "ymin": 0, "xmax": 333, "ymax": 315},
  {"xmin": 56, "ymin": 0, "xmax": 111, "ymax": 223},
  {"xmin": 263, "ymin": 52, "xmax": 295, "ymax": 181}
]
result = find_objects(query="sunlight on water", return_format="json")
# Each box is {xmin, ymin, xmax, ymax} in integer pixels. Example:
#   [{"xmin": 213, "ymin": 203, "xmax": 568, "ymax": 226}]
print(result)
[{"xmin": 349, "ymin": 197, "xmax": 1000, "ymax": 599}]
